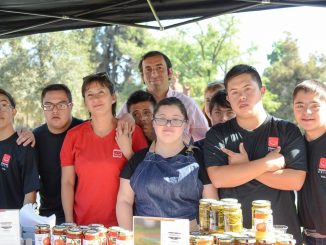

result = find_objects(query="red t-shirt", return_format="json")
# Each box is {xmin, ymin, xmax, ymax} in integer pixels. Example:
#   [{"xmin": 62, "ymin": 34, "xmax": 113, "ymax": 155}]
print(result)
[{"xmin": 60, "ymin": 121, "xmax": 148, "ymax": 226}]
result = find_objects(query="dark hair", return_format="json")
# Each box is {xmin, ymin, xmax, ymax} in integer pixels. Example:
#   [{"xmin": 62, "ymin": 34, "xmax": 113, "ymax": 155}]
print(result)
[
  {"xmin": 0, "ymin": 88, "xmax": 16, "ymax": 108},
  {"xmin": 138, "ymin": 51, "xmax": 172, "ymax": 74},
  {"xmin": 205, "ymin": 81, "xmax": 225, "ymax": 94},
  {"xmin": 209, "ymin": 90, "xmax": 231, "ymax": 114},
  {"xmin": 293, "ymin": 79, "xmax": 326, "ymax": 102},
  {"xmin": 224, "ymin": 64, "xmax": 262, "ymax": 90},
  {"xmin": 153, "ymin": 97, "xmax": 188, "ymax": 121},
  {"xmin": 41, "ymin": 84, "xmax": 72, "ymax": 103},
  {"xmin": 82, "ymin": 72, "xmax": 116, "ymax": 116},
  {"xmin": 126, "ymin": 90, "xmax": 156, "ymax": 112}
]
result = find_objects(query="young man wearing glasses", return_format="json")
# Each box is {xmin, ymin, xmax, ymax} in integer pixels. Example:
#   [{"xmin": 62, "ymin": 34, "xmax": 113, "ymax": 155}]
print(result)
[
  {"xmin": 33, "ymin": 84, "xmax": 83, "ymax": 224},
  {"xmin": 0, "ymin": 88, "xmax": 39, "ymax": 209}
]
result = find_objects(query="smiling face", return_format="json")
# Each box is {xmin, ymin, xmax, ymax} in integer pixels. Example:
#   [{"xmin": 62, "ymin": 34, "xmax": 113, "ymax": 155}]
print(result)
[
  {"xmin": 226, "ymin": 73, "xmax": 265, "ymax": 119},
  {"xmin": 293, "ymin": 90, "xmax": 326, "ymax": 139},
  {"xmin": 153, "ymin": 104, "xmax": 187, "ymax": 144},
  {"xmin": 42, "ymin": 90, "xmax": 72, "ymax": 134},
  {"xmin": 141, "ymin": 55, "xmax": 172, "ymax": 94},
  {"xmin": 84, "ymin": 81, "xmax": 116, "ymax": 117},
  {"xmin": 0, "ymin": 94, "xmax": 16, "ymax": 133}
]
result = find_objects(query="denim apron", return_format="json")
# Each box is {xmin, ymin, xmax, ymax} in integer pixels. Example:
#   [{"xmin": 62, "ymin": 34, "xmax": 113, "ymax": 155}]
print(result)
[{"xmin": 130, "ymin": 142, "xmax": 203, "ymax": 220}]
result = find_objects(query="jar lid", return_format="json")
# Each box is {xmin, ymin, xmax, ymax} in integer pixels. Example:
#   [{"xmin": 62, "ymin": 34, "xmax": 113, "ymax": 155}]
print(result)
[
  {"xmin": 252, "ymin": 200, "xmax": 271, "ymax": 206},
  {"xmin": 67, "ymin": 227, "xmax": 82, "ymax": 235},
  {"xmin": 255, "ymin": 208, "xmax": 273, "ymax": 214},
  {"xmin": 61, "ymin": 222, "xmax": 77, "ymax": 228},
  {"xmin": 210, "ymin": 200, "xmax": 224, "ymax": 207},
  {"xmin": 199, "ymin": 198, "xmax": 215, "ymax": 204},
  {"xmin": 84, "ymin": 229, "xmax": 99, "ymax": 236},
  {"xmin": 221, "ymin": 198, "xmax": 238, "ymax": 204},
  {"xmin": 53, "ymin": 225, "xmax": 66, "ymax": 232},
  {"xmin": 35, "ymin": 224, "xmax": 50, "ymax": 230},
  {"xmin": 88, "ymin": 223, "xmax": 104, "ymax": 228}
]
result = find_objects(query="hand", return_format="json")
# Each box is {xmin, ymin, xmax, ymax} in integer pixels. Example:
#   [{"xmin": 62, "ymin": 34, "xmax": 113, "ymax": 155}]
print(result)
[
  {"xmin": 265, "ymin": 146, "xmax": 285, "ymax": 172},
  {"xmin": 117, "ymin": 113, "xmax": 135, "ymax": 134},
  {"xmin": 116, "ymin": 122, "xmax": 133, "ymax": 159},
  {"xmin": 221, "ymin": 143, "xmax": 249, "ymax": 165},
  {"xmin": 16, "ymin": 128, "xmax": 35, "ymax": 147}
]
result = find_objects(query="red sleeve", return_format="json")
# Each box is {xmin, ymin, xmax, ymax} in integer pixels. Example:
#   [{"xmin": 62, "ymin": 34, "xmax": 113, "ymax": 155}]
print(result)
[
  {"xmin": 60, "ymin": 130, "xmax": 76, "ymax": 167},
  {"xmin": 131, "ymin": 125, "xmax": 148, "ymax": 152}
]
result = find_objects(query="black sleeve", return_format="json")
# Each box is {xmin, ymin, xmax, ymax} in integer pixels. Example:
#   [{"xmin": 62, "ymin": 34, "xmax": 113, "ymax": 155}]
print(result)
[
  {"xmin": 120, "ymin": 148, "xmax": 149, "ymax": 179},
  {"xmin": 203, "ymin": 126, "xmax": 229, "ymax": 167},
  {"xmin": 193, "ymin": 148, "xmax": 211, "ymax": 185},
  {"xmin": 22, "ymin": 146, "xmax": 40, "ymax": 194},
  {"xmin": 282, "ymin": 122, "xmax": 307, "ymax": 171}
]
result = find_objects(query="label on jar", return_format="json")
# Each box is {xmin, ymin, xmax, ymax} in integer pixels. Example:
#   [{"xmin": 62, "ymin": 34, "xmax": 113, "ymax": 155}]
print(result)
[
  {"xmin": 254, "ymin": 215, "xmax": 273, "ymax": 232},
  {"xmin": 35, "ymin": 234, "xmax": 51, "ymax": 245},
  {"xmin": 209, "ymin": 210, "xmax": 218, "ymax": 231},
  {"xmin": 52, "ymin": 234, "xmax": 66, "ymax": 245},
  {"xmin": 66, "ymin": 237, "xmax": 82, "ymax": 244}
]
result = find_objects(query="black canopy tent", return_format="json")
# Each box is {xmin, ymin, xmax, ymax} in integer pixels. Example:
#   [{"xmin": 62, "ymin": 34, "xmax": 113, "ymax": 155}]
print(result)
[{"xmin": 1, "ymin": 0, "xmax": 326, "ymax": 39}]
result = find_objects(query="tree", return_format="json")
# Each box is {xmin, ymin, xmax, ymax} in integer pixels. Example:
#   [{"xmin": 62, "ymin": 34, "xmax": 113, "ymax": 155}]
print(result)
[
  {"xmin": 0, "ymin": 30, "xmax": 94, "ymax": 127},
  {"xmin": 263, "ymin": 33, "xmax": 326, "ymax": 121}
]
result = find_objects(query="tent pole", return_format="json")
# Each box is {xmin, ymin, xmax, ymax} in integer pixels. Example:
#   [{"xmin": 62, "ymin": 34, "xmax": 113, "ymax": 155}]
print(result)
[{"xmin": 146, "ymin": 0, "xmax": 164, "ymax": 31}]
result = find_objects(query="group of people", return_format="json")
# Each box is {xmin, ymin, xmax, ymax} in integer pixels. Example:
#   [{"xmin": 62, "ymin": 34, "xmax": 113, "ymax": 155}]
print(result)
[{"xmin": 0, "ymin": 50, "xmax": 325, "ymax": 245}]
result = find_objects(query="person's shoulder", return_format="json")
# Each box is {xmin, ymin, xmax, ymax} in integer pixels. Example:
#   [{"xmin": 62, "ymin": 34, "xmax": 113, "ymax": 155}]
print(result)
[
  {"xmin": 169, "ymin": 89, "xmax": 194, "ymax": 103},
  {"xmin": 270, "ymin": 116, "xmax": 299, "ymax": 131},
  {"xmin": 67, "ymin": 120, "xmax": 90, "ymax": 135},
  {"xmin": 71, "ymin": 117, "xmax": 84, "ymax": 127},
  {"xmin": 33, "ymin": 123, "xmax": 48, "ymax": 135},
  {"xmin": 130, "ymin": 147, "xmax": 150, "ymax": 163}
]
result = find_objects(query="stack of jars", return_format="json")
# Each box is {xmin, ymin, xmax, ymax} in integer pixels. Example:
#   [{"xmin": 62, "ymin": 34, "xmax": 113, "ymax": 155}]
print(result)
[
  {"xmin": 34, "ymin": 223, "xmax": 133, "ymax": 245},
  {"xmin": 196, "ymin": 198, "xmax": 296, "ymax": 245}
]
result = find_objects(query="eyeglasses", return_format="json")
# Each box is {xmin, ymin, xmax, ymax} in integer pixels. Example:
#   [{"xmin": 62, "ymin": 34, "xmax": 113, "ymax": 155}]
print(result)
[
  {"xmin": 42, "ymin": 102, "xmax": 72, "ymax": 111},
  {"xmin": 0, "ymin": 103, "xmax": 13, "ymax": 112},
  {"xmin": 153, "ymin": 117, "xmax": 187, "ymax": 127}
]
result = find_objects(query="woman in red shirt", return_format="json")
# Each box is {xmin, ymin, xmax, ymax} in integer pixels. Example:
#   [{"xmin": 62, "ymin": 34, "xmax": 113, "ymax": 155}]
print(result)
[{"xmin": 61, "ymin": 72, "xmax": 148, "ymax": 226}]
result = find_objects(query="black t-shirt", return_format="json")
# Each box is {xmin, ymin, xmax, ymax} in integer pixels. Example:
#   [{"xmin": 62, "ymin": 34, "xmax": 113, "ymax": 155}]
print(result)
[
  {"xmin": 0, "ymin": 133, "xmax": 40, "ymax": 209},
  {"xmin": 298, "ymin": 132, "xmax": 326, "ymax": 234},
  {"xmin": 120, "ymin": 147, "xmax": 211, "ymax": 185},
  {"xmin": 204, "ymin": 115, "xmax": 307, "ymax": 243},
  {"xmin": 33, "ymin": 117, "xmax": 83, "ymax": 223}
]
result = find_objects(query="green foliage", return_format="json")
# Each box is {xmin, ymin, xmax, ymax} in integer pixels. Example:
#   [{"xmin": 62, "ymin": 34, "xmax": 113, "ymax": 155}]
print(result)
[{"xmin": 263, "ymin": 33, "xmax": 326, "ymax": 121}]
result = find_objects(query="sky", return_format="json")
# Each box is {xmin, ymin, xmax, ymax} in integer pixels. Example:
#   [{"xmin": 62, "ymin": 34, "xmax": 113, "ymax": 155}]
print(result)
[{"xmin": 149, "ymin": 6, "xmax": 326, "ymax": 74}]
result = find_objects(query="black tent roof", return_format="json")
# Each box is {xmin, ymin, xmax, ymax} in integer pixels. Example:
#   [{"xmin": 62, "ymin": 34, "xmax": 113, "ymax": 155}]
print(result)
[{"xmin": 1, "ymin": 0, "xmax": 326, "ymax": 39}]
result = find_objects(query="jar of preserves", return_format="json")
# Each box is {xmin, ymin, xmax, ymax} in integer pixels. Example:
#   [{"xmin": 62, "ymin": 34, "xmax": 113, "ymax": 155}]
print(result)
[
  {"xmin": 108, "ymin": 226, "xmax": 122, "ymax": 245},
  {"xmin": 251, "ymin": 200, "xmax": 271, "ymax": 229},
  {"xmin": 66, "ymin": 227, "xmax": 83, "ymax": 245},
  {"xmin": 35, "ymin": 224, "xmax": 51, "ymax": 245},
  {"xmin": 224, "ymin": 203, "xmax": 243, "ymax": 232},
  {"xmin": 83, "ymin": 229, "xmax": 100, "ymax": 245},
  {"xmin": 254, "ymin": 208, "xmax": 273, "ymax": 240},
  {"xmin": 218, "ymin": 236, "xmax": 234, "ymax": 245},
  {"xmin": 275, "ymin": 237, "xmax": 293, "ymax": 245},
  {"xmin": 95, "ymin": 226, "xmax": 108, "ymax": 245},
  {"xmin": 116, "ymin": 229, "xmax": 133, "ymax": 245},
  {"xmin": 211, "ymin": 234, "xmax": 233, "ymax": 245},
  {"xmin": 199, "ymin": 199, "xmax": 212, "ymax": 233},
  {"xmin": 209, "ymin": 200, "xmax": 223, "ymax": 233},
  {"xmin": 52, "ymin": 225, "xmax": 66, "ymax": 245},
  {"xmin": 190, "ymin": 235, "xmax": 214, "ymax": 245},
  {"xmin": 238, "ymin": 237, "xmax": 256, "ymax": 245},
  {"xmin": 257, "ymin": 237, "xmax": 276, "ymax": 245}
]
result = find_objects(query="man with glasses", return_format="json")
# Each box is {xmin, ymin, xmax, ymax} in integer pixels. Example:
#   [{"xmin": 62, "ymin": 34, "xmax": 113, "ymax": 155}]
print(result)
[
  {"xmin": 126, "ymin": 90, "xmax": 156, "ymax": 144},
  {"xmin": 33, "ymin": 84, "xmax": 83, "ymax": 224},
  {"xmin": 0, "ymin": 88, "xmax": 39, "ymax": 209},
  {"xmin": 118, "ymin": 51, "xmax": 209, "ymax": 142}
]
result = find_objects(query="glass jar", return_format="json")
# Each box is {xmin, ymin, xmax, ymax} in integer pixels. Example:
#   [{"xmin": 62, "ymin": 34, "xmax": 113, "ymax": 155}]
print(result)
[
  {"xmin": 257, "ymin": 237, "xmax": 276, "ymax": 245},
  {"xmin": 95, "ymin": 226, "xmax": 108, "ymax": 245},
  {"xmin": 254, "ymin": 208, "xmax": 273, "ymax": 240},
  {"xmin": 66, "ymin": 227, "xmax": 83, "ymax": 245},
  {"xmin": 238, "ymin": 238, "xmax": 256, "ymax": 245},
  {"xmin": 224, "ymin": 203, "xmax": 243, "ymax": 232},
  {"xmin": 83, "ymin": 229, "xmax": 100, "ymax": 245},
  {"xmin": 190, "ymin": 235, "xmax": 214, "ymax": 245},
  {"xmin": 34, "ymin": 224, "xmax": 51, "ymax": 245},
  {"xmin": 209, "ymin": 200, "xmax": 223, "ymax": 233},
  {"xmin": 116, "ymin": 229, "xmax": 133, "ymax": 245},
  {"xmin": 52, "ymin": 225, "xmax": 66, "ymax": 245},
  {"xmin": 199, "ymin": 199, "xmax": 212, "ymax": 233},
  {"xmin": 251, "ymin": 200, "xmax": 271, "ymax": 229},
  {"xmin": 212, "ymin": 234, "xmax": 233, "ymax": 245},
  {"xmin": 108, "ymin": 226, "xmax": 122, "ymax": 245}
]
